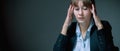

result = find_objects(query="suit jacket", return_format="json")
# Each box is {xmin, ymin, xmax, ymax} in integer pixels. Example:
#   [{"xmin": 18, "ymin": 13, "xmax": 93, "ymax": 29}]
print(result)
[{"xmin": 53, "ymin": 21, "xmax": 118, "ymax": 51}]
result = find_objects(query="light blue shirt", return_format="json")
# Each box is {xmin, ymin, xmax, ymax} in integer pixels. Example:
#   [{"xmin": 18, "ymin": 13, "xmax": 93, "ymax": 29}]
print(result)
[{"xmin": 73, "ymin": 20, "xmax": 93, "ymax": 51}]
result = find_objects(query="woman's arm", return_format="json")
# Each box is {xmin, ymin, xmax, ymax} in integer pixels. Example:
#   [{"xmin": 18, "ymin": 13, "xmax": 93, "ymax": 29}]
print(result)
[
  {"xmin": 91, "ymin": 4, "xmax": 118, "ymax": 51},
  {"xmin": 53, "ymin": 34, "xmax": 69, "ymax": 51},
  {"xmin": 61, "ymin": 4, "xmax": 74, "ymax": 35},
  {"xmin": 91, "ymin": 4, "xmax": 103, "ymax": 30},
  {"xmin": 53, "ymin": 4, "xmax": 74, "ymax": 51},
  {"xmin": 97, "ymin": 21, "xmax": 118, "ymax": 51}
]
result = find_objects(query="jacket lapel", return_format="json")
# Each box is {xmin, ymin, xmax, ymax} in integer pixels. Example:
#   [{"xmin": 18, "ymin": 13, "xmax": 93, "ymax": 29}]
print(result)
[
  {"xmin": 90, "ymin": 25, "xmax": 99, "ymax": 51},
  {"xmin": 69, "ymin": 22, "xmax": 100, "ymax": 51}
]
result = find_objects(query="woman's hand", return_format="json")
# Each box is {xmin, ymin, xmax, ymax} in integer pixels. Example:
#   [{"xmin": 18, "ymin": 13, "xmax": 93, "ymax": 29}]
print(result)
[
  {"xmin": 91, "ymin": 4, "xmax": 103, "ymax": 30},
  {"xmin": 61, "ymin": 4, "xmax": 74, "ymax": 35}
]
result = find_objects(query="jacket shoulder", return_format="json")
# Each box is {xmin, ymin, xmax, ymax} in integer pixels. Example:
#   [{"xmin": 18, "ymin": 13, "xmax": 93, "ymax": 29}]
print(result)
[
  {"xmin": 101, "ymin": 20, "xmax": 112, "ymax": 30},
  {"xmin": 67, "ymin": 22, "xmax": 77, "ymax": 37}
]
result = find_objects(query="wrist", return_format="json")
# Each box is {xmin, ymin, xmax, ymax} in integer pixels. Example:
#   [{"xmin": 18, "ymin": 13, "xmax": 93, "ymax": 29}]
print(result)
[
  {"xmin": 97, "ymin": 23, "xmax": 103, "ymax": 30},
  {"xmin": 61, "ymin": 24, "xmax": 69, "ymax": 36},
  {"xmin": 93, "ymin": 13, "xmax": 97, "ymax": 17},
  {"xmin": 61, "ymin": 27, "xmax": 67, "ymax": 36},
  {"xmin": 61, "ymin": 31, "xmax": 67, "ymax": 36}
]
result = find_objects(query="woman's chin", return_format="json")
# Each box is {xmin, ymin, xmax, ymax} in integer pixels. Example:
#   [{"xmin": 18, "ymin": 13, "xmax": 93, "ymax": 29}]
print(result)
[{"xmin": 77, "ymin": 21, "xmax": 85, "ymax": 24}]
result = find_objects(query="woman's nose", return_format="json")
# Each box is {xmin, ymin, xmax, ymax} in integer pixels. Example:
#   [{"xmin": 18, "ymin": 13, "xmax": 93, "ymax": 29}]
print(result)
[{"xmin": 78, "ymin": 9, "xmax": 83, "ymax": 16}]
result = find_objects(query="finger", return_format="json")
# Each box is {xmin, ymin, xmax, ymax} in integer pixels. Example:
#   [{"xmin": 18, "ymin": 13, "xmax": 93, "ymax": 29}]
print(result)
[
  {"xmin": 70, "ymin": 5, "xmax": 74, "ymax": 11},
  {"xmin": 92, "ymin": 4, "xmax": 97, "ymax": 14},
  {"xmin": 71, "ymin": 5, "xmax": 74, "ymax": 11},
  {"xmin": 68, "ymin": 5, "xmax": 74, "ymax": 15},
  {"xmin": 68, "ymin": 4, "xmax": 72, "ymax": 11},
  {"xmin": 70, "ymin": 5, "xmax": 74, "ymax": 17},
  {"xmin": 92, "ymin": 4, "xmax": 95, "ymax": 10},
  {"xmin": 90, "ymin": 4, "xmax": 94, "ymax": 12}
]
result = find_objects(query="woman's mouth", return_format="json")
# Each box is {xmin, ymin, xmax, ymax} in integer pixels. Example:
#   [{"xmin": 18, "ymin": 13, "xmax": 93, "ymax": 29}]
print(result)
[{"xmin": 78, "ymin": 17, "xmax": 84, "ymax": 20}]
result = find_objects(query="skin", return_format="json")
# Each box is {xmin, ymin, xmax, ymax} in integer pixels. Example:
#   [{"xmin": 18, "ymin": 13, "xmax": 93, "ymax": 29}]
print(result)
[
  {"xmin": 73, "ymin": 1, "xmax": 92, "ymax": 38},
  {"xmin": 61, "ymin": 1, "xmax": 103, "ymax": 38}
]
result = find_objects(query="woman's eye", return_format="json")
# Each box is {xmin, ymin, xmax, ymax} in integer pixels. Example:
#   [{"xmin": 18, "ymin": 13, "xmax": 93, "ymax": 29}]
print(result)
[
  {"xmin": 75, "ymin": 8, "xmax": 79, "ymax": 11},
  {"xmin": 82, "ymin": 6, "xmax": 87, "ymax": 10}
]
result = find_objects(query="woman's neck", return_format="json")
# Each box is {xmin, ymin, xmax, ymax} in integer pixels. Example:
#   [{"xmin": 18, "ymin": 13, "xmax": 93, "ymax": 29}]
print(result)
[{"xmin": 79, "ymin": 21, "xmax": 91, "ymax": 39}]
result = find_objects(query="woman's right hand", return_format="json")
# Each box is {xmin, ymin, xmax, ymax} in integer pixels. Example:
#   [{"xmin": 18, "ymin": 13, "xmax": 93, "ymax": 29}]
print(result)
[{"xmin": 61, "ymin": 4, "xmax": 74, "ymax": 35}]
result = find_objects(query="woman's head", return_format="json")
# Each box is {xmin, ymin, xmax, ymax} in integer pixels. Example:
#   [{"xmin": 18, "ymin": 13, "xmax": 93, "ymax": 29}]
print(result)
[{"xmin": 71, "ymin": 0, "xmax": 95, "ymax": 24}]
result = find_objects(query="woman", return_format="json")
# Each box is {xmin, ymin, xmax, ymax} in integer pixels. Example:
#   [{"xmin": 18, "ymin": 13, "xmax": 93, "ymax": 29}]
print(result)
[{"xmin": 53, "ymin": 0, "xmax": 118, "ymax": 51}]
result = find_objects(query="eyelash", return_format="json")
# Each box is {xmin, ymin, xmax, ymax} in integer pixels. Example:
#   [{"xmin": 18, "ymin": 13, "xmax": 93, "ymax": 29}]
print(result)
[
  {"xmin": 83, "ymin": 7, "xmax": 87, "ymax": 10},
  {"xmin": 75, "ymin": 7, "xmax": 88, "ymax": 11},
  {"xmin": 75, "ymin": 8, "xmax": 79, "ymax": 10}
]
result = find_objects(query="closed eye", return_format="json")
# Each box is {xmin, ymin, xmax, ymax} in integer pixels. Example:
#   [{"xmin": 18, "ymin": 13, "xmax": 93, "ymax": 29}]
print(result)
[
  {"xmin": 75, "ymin": 7, "xmax": 79, "ymax": 11},
  {"xmin": 82, "ymin": 6, "xmax": 88, "ymax": 10}
]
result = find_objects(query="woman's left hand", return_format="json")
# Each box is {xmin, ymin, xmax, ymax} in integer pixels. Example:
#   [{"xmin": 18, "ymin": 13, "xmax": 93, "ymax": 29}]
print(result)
[{"xmin": 91, "ymin": 4, "xmax": 103, "ymax": 30}]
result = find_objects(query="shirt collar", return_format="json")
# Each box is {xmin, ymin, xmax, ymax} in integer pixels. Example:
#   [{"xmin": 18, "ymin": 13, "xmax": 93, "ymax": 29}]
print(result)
[{"xmin": 76, "ymin": 19, "xmax": 94, "ymax": 36}]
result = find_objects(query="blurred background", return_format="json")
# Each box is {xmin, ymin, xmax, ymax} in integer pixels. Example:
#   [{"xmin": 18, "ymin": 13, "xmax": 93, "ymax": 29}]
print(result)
[{"xmin": 1, "ymin": 0, "xmax": 120, "ymax": 51}]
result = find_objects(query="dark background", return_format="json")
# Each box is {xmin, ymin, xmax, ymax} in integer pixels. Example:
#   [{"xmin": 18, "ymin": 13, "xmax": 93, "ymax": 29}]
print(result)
[{"xmin": 1, "ymin": 0, "xmax": 120, "ymax": 51}]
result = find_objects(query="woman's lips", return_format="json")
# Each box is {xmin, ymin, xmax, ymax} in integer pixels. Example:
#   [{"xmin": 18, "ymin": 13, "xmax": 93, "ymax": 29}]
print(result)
[{"xmin": 78, "ymin": 17, "xmax": 84, "ymax": 20}]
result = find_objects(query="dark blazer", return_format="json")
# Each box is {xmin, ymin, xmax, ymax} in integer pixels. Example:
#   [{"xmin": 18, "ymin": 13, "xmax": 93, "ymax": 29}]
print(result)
[{"xmin": 53, "ymin": 21, "xmax": 118, "ymax": 51}]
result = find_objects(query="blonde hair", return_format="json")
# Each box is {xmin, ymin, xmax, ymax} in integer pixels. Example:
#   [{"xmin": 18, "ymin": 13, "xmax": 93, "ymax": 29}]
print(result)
[{"xmin": 71, "ymin": 0, "xmax": 95, "ymax": 8}]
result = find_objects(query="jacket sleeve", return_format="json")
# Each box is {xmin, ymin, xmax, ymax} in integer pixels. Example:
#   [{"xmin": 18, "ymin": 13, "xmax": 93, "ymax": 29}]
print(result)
[
  {"xmin": 97, "ymin": 21, "xmax": 119, "ymax": 51},
  {"xmin": 53, "ymin": 22, "xmax": 76, "ymax": 51},
  {"xmin": 53, "ymin": 34, "xmax": 69, "ymax": 51}
]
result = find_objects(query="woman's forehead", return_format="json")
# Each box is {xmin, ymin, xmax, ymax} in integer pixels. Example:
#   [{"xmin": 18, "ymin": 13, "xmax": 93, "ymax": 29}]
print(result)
[{"xmin": 72, "ymin": 0, "xmax": 92, "ymax": 8}]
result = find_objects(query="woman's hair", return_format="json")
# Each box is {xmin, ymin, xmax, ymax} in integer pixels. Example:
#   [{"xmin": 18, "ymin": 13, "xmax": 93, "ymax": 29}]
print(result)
[{"xmin": 71, "ymin": 0, "xmax": 95, "ymax": 8}]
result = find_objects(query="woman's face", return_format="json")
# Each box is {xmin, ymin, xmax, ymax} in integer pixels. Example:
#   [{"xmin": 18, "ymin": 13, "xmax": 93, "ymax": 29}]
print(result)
[{"xmin": 73, "ymin": 1, "xmax": 92, "ymax": 24}]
